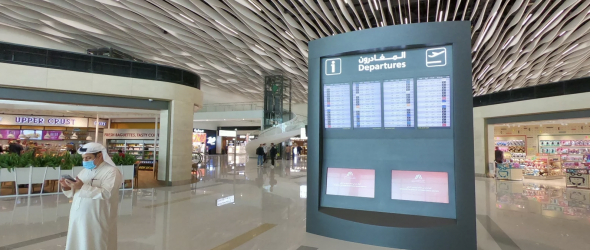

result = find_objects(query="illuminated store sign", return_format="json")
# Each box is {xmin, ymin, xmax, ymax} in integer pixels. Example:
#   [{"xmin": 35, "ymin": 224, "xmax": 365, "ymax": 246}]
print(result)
[
  {"xmin": 0, "ymin": 115, "xmax": 108, "ymax": 128},
  {"xmin": 103, "ymin": 129, "xmax": 158, "ymax": 139},
  {"xmin": 207, "ymin": 136, "xmax": 217, "ymax": 145}
]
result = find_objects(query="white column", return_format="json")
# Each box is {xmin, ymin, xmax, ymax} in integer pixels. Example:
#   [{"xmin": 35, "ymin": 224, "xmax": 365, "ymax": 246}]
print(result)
[
  {"xmin": 158, "ymin": 110, "xmax": 169, "ymax": 181},
  {"xmin": 154, "ymin": 116, "xmax": 158, "ymax": 172},
  {"xmin": 161, "ymin": 100, "xmax": 194, "ymax": 185}
]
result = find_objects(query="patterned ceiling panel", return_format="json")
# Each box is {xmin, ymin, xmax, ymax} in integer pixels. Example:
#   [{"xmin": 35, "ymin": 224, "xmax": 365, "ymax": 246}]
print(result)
[{"xmin": 0, "ymin": 0, "xmax": 588, "ymax": 102}]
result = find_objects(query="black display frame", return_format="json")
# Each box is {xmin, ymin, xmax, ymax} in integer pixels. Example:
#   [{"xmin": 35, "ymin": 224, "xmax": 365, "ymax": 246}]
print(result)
[{"xmin": 307, "ymin": 21, "xmax": 475, "ymax": 250}]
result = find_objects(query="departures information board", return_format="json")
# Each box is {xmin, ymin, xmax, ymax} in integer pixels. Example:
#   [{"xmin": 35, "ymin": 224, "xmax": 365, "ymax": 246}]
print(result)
[
  {"xmin": 324, "ymin": 83, "xmax": 351, "ymax": 129},
  {"xmin": 320, "ymin": 45, "xmax": 456, "ymax": 219},
  {"xmin": 417, "ymin": 76, "xmax": 451, "ymax": 127},
  {"xmin": 353, "ymin": 81, "xmax": 382, "ymax": 128},
  {"xmin": 383, "ymin": 79, "xmax": 414, "ymax": 128}
]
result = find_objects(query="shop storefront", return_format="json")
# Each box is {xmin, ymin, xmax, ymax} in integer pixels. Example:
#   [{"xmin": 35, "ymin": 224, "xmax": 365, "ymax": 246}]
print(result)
[
  {"xmin": 0, "ymin": 114, "xmax": 108, "ymax": 154},
  {"xmin": 219, "ymin": 130, "xmax": 246, "ymax": 154},
  {"xmin": 103, "ymin": 129, "xmax": 159, "ymax": 168},
  {"xmin": 492, "ymin": 119, "xmax": 590, "ymax": 183},
  {"xmin": 289, "ymin": 137, "xmax": 307, "ymax": 158},
  {"xmin": 192, "ymin": 129, "xmax": 216, "ymax": 164}
]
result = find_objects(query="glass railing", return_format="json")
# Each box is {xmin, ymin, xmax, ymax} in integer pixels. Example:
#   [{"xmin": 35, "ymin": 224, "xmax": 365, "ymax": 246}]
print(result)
[
  {"xmin": 258, "ymin": 114, "xmax": 307, "ymax": 138},
  {"xmin": 200, "ymin": 102, "xmax": 264, "ymax": 112},
  {"xmin": 0, "ymin": 42, "xmax": 200, "ymax": 89}
]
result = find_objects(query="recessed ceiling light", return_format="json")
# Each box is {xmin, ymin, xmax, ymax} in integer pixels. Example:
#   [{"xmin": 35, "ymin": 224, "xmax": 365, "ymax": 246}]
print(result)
[
  {"xmin": 522, "ymin": 14, "xmax": 532, "ymax": 25},
  {"xmin": 247, "ymin": 0, "xmax": 262, "ymax": 11},
  {"xmin": 215, "ymin": 20, "xmax": 238, "ymax": 34},
  {"xmin": 562, "ymin": 43, "xmax": 579, "ymax": 55},
  {"xmin": 254, "ymin": 44, "xmax": 265, "ymax": 51},
  {"xmin": 179, "ymin": 13, "xmax": 194, "ymax": 22}
]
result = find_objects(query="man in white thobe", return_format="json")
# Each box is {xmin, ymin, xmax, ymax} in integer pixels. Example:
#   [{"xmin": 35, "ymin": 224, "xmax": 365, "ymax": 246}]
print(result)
[{"xmin": 60, "ymin": 142, "xmax": 123, "ymax": 250}]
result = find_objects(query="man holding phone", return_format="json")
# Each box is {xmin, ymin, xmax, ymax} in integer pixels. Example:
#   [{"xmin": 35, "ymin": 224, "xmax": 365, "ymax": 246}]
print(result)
[{"xmin": 59, "ymin": 142, "xmax": 122, "ymax": 250}]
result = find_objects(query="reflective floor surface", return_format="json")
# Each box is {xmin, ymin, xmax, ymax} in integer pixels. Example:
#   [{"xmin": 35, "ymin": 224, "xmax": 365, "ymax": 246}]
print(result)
[{"xmin": 0, "ymin": 155, "xmax": 586, "ymax": 250}]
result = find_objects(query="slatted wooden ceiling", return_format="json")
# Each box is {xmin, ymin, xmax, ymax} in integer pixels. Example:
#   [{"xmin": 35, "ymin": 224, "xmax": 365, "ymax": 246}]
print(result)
[{"xmin": 0, "ymin": 0, "xmax": 588, "ymax": 102}]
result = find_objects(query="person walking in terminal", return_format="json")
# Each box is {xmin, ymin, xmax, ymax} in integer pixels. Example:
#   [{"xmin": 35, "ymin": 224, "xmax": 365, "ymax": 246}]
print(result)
[
  {"xmin": 8, "ymin": 139, "xmax": 23, "ymax": 155},
  {"xmin": 270, "ymin": 143, "xmax": 278, "ymax": 167},
  {"xmin": 59, "ymin": 143, "xmax": 123, "ymax": 250},
  {"xmin": 263, "ymin": 143, "xmax": 269, "ymax": 163},
  {"xmin": 256, "ymin": 144, "xmax": 265, "ymax": 167},
  {"xmin": 495, "ymin": 146, "xmax": 504, "ymax": 164}
]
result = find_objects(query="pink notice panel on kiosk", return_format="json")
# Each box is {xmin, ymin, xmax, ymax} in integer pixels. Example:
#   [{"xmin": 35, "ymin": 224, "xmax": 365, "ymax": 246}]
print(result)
[
  {"xmin": 391, "ymin": 170, "xmax": 449, "ymax": 203},
  {"xmin": 326, "ymin": 168, "xmax": 375, "ymax": 198}
]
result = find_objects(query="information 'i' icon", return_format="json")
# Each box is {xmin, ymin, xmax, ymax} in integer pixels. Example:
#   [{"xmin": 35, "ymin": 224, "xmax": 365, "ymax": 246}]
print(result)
[{"xmin": 325, "ymin": 58, "xmax": 341, "ymax": 75}]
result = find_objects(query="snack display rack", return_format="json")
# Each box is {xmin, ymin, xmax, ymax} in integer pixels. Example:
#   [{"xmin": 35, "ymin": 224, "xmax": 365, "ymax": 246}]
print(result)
[
  {"xmin": 494, "ymin": 136, "xmax": 526, "ymax": 160},
  {"xmin": 107, "ymin": 139, "xmax": 159, "ymax": 170},
  {"xmin": 522, "ymin": 154, "xmax": 564, "ymax": 180},
  {"xmin": 538, "ymin": 139, "xmax": 590, "ymax": 183}
]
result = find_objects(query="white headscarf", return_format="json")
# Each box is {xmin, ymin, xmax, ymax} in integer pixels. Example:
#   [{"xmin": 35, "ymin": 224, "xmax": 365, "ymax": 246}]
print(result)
[{"xmin": 78, "ymin": 142, "xmax": 116, "ymax": 167}]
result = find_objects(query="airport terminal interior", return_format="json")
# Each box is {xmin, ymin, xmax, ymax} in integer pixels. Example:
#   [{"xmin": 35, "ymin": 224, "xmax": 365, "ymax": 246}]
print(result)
[{"xmin": 2, "ymin": 0, "xmax": 590, "ymax": 249}]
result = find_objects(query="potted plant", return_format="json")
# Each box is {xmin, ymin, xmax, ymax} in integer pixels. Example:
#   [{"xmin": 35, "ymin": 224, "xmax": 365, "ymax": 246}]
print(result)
[
  {"xmin": 30, "ymin": 154, "xmax": 49, "ymax": 194},
  {"xmin": 44, "ymin": 154, "xmax": 65, "ymax": 192},
  {"xmin": 114, "ymin": 154, "xmax": 137, "ymax": 189},
  {"xmin": 14, "ymin": 152, "xmax": 34, "ymax": 195}
]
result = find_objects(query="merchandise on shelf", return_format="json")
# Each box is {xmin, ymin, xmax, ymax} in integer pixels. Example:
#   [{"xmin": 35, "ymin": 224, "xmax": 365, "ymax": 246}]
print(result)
[
  {"xmin": 495, "ymin": 139, "xmax": 526, "ymax": 154},
  {"xmin": 107, "ymin": 139, "xmax": 159, "ymax": 162},
  {"xmin": 522, "ymin": 155, "xmax": 564, "ymax": 178}
]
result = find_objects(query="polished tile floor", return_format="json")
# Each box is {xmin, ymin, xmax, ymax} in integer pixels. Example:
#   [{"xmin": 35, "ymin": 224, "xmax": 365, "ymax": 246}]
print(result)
[{"xmin": 0, "ymin": 155, "xmax": 586, "ymax": 250}]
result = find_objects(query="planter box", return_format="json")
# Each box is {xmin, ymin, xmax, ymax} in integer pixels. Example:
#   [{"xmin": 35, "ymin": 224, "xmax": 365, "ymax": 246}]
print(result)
[
  {"xmin": 0, "ymin": 168, "xmax": 15, "ymax": 183},
  {"xmin": 31, "ymin": 167, "xmax": 47, "ymax": 184},
  {"xmin": 15, "ymin": 167, "xmax": 31, "ymax": 185},
  {"xmin": 120, "ymin": 165, "xmax": 135, "ymax": 189},
  {"xmin": 31, "ymin": 167, "xmax": 47, "ymax": 194},
  {"xmin": 45, "ymin": 167, "xmax": 61, "ymax": 181},
  {"xmin": 14, "ymin": 167, "xmax": 31, "ymax": 195},
  {"xmin": 0, "ymin": 168, "xmax": 15, "ymax": 196}
]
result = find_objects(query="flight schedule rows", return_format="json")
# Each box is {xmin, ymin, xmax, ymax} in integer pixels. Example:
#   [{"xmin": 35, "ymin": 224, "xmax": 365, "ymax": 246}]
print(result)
[{"xmin": 323, "ymin": 76, "xmax": 450, "ymax": 129}]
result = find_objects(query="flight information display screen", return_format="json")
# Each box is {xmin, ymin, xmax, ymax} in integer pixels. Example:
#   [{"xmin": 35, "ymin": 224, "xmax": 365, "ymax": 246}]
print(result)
[
  {"xmin": 324, "ymin": 83, "xmax": 351, "ymax": 129},
  {"xmin": 353, "ymin": 81, "xmax": 382, "ymax": 128},
  {"xmin": 320, "ymin": 45, "xmax": 456, "ymax": 219},
  {"xmin": 383, "ymin": 78, "xmax": 414, "ymax": 128},
  {"xmin": 417, "ymin": 76, "xmax": 451, "ymax": 127}
]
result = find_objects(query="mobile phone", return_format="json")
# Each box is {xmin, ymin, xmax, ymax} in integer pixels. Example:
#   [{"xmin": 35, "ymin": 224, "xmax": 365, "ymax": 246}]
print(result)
[{"xmin": 61, "ymin": 174, "xmax": 76, "ymax": 182}]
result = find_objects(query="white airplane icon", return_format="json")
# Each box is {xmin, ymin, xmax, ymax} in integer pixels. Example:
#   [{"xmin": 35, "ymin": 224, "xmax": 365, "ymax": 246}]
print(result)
[{"xmin": 428, "ymin": 51, "xmax": 445, "ymax": 57}]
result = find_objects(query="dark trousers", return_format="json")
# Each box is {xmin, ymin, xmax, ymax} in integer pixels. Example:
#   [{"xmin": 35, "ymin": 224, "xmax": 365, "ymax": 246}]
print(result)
[
  {"xmin": 264, "ymin": 153, "xmax": 268, "ymax": 163},
  {"xmin": 271, "ymin": 155, "xmax": 276, "ymax": 166}
]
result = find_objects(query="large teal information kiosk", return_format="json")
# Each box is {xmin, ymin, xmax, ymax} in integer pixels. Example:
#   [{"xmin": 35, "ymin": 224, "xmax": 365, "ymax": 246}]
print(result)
[{"xmin": 307, "ymin": 22, "xmax": 476, "ymax": 249}]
